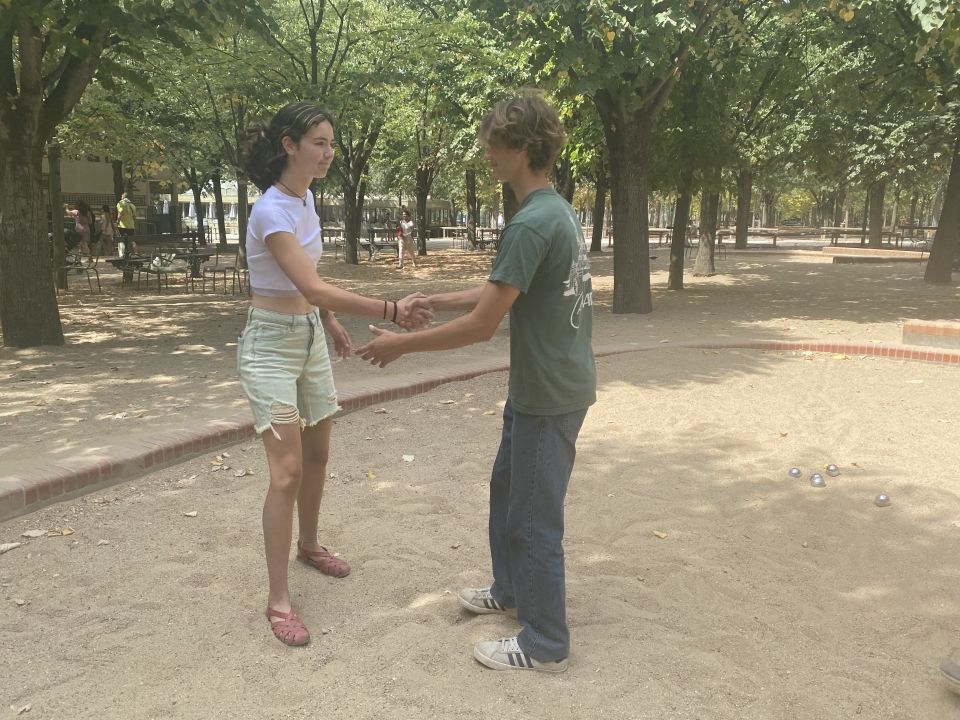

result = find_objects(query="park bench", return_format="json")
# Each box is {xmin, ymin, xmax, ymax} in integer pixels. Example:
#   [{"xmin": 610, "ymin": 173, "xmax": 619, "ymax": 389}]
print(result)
[
  {"xmin": 820, "ymin": 246, "xmax": 927, "ymax": 264},
  {"xmin": 360, "ymin": 228, "xmax": 400, "ymax": 260},
  {"xmin": 820, "ymin": 227, "xmax": 901, "ymax": 246}
]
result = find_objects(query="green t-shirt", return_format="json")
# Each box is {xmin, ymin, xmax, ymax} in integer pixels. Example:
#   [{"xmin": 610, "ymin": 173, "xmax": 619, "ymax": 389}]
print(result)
[{"xmin": 489, "ymin": 188, "xmax": 596, "ymax": 416}]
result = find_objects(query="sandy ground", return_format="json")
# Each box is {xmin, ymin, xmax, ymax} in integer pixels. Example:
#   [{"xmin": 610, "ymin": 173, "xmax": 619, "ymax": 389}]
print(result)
[{"xmin": 2, "ymin": 248, "xmax": 960, "ymax": 718}]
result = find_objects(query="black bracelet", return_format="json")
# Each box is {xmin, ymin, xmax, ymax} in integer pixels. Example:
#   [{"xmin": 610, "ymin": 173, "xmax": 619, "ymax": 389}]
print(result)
[
  {"xmin": 392, "ymin": 300, "xmax": 398, "ymax": 323},
  {"xmin": 383, "ymin": 300, "xmax": 387, "ymax": 320}
]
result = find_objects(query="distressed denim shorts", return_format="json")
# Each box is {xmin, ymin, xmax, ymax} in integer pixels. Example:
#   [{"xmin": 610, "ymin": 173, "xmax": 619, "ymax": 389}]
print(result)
[{"xmin": 237, "ymin": 307, "xmax": 340, "ymax": 436}]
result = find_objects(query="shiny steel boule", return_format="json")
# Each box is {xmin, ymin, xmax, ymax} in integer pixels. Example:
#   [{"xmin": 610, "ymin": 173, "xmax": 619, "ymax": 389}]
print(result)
[
  {"xmin": 875, "ymin": 493, "xmax": 891, "ymax": 507},
  {"xmin": 825, "ymin": 464, "xmax": 840, "ymax": 477},
  {"xmin": 810, "ymin": 474, "xmax": 826, "ymax": 488},
  {"xmin": 788, "ymin": 467, "xmax": 802, "ymax": 478}
]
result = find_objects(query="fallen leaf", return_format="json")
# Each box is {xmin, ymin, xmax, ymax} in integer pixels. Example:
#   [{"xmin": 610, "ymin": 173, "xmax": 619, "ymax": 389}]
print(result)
[
  {"xmin": 832, "ymin": 354, "xmax": 849, "ymax": 360},
  {"xmin": 21, "ymin": 529, "xmax": 46, "ymax": 539},
  {"xmin": 211, "ymin": 456, "xmax": 223, "ymax": 466},
  {"xmin": 652, "ymin": 530, "xmax": 668, "ymax": 539},
  {"xmin": 439, "ymin": 399, "xmax": 456, "ymax": 405},
  {"xmin": 233, "ymin": 468, "xmax": 252, "ymax": 477},
  {"xmin": 482, "ymin": 410, "xmax": 496, "ymax": 416},
  {"xmin": 222, "ymin": 452, "xmax": 230, "ymax": 458},
  {"xmin": 451, "ymin": 542, "xmax": 462, "ymax": 549},
  {"xmin": 0, "ymin": 542, "xmax": 22, "ymax": 555},
  {"xmin": 183, "ymin": 511, "xmax": 198, "ymax": 518},
  {"xmin": 13, "ymin": 599, "xmax": 28, "ymax": 607},
  {"xmin": 373, "ymin": 408, "xmax": 388, "ymax": 414},
  {"xmin": 47, "ymin": 527, "xmax": 74, "ymax": 537},
  {"xmin": 366, "ymin": 471, "xmax": 378, "ymax": 479},
  {"xmin": 778, "ymin": 432, "xmax": 788, "ymax": 438},
  {"xmin": 463, "ymin": 393, "xmax": 475, "ymax": 398},
  {"xmin": 402, "ymin": 455, "xmax": 415, "ymax": 463},
  {"xmin": 328, "ymin": 472, "xmax": 339, "ymax": 479},
  {"xmin": 96, "ymin": 540, "xmax": 110, "ymax": 546}
]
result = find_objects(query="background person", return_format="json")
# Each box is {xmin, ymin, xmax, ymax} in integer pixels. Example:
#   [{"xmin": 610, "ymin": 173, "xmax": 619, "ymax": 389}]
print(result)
[
  {"xmin": 99, "ymin": 205, "xmax": 117, "ymax": 256},
  {"xmin": 116, "ymin": 191, "xmax": 136, "ymax": 257},
  {"xmin": 397, "ymin": 208, "xmax": 417, "ymax": 269},
  {"xmin": 240, "ymin": 101, "xmax": 432, "ymax": 648},
  {"xmin": 65, "ymin": 200, "xmax": 95, "ymax": 258}
]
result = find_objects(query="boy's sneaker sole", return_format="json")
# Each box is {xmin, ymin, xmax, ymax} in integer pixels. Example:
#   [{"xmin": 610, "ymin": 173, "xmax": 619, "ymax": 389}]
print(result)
[{"xmin": 473, "ymin": 637, "xmax": 568, "ymax": 673}]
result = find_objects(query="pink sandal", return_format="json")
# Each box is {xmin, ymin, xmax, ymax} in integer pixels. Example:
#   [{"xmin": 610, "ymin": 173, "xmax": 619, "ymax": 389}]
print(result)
[
  {"xmin": 265, "ymin": 606, "xmax": 310, "ymax": 646},
  {"xmin": 297, "ymin": 540, "xmax": 351, "ymax": 578}
]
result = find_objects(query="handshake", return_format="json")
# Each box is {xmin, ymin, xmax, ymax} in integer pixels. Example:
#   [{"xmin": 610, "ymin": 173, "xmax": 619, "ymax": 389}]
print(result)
[
  {"xmin": 392, "ymin": 292, "xmax": 434, "ymax": 331},
  {"xmin": 354, "ymin": 292, "xmax": 436, "ymax": 368}
]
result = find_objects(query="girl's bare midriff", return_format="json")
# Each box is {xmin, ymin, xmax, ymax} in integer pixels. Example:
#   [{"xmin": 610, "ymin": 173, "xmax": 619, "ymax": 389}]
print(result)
[{"xmin": 250, "ymin": 291, "xmax": 317, "ymax": 316}]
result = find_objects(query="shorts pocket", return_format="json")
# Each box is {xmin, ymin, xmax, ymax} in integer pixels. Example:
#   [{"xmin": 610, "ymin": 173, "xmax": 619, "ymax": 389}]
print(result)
[{"xmin": 253, "ymin": 321, "xmax": 291, "ymax": 341}]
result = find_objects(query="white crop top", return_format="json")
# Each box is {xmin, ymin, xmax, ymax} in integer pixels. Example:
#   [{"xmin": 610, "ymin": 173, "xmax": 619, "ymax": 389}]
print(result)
[{"xmin": 246, "ymin": 186, "xmax": 324, "ymax": 297}]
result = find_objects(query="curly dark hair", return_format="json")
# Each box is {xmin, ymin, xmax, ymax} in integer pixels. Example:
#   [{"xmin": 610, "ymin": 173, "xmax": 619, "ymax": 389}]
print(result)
[
  {"xmin": 478, "ymin": 90, "xmax": 566, "ymax": 172},
  {"xmin": 244, "ymin": 102, "xmax": 334, "ymax": 192}
]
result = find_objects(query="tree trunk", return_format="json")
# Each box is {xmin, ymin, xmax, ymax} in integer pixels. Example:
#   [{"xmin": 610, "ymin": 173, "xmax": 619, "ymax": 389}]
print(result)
[
  {"xmin": 590, "ymin": 175, "xmax": 607, "ymax": 253},
  {"xmin": 212, "ymin": 172, "xmax": 227, "ymax": 245},
  {"xmin": 112, "ymin": 160, "xmax": 125, "ymax": 201},
  {"xmin": 48, "ymin": 143, "xmax": 67, "ymax": 290},
  {"xmin": 189, "ymin": 178, "xmax": 205, "ymax": 245},
  {"xmin": 735, "ymin": 167, "xmax": 752, "ymax": 249},
  {"xmin": 693, "ymin": 191, "xmax": 719, "ymax": 277},
  {"xmin": 597, "ymin": 100, "xmax": 652, "ymax": 313},
  {"xmin": 668, "ymin": 182, "xmax": 693, "ymax": 290},
  {"xmin": 925, "ymin": 134, "xmax": 960, "ymax": 283},
  {"xmin": 833, "ymin": 182, "xmax": 847, "ymax": 227},
  {"xmin": 465, "ymin": 168, "xmax": 478, "ymax": 250},
  {"xmin": 555, "ymin": 152, "xmax": 575, "ymax": 203},
  {"xmin": 868, "ymin": 180, "xmax": 885, "ymax": 248},
  {"xmin": 342, "ymin": 178, "xmax": 366, "ymax": 265},
  {"xmin": 237, "ymin": 181, "xmax": 249, "ymax": 265},
  {"xmin": 503, "ymin": 183, "xmax": 519, "ymax": 224},
  {"xmin": 415, "ymin": 165, "xmax": 432, "ymax": 255},
  {"xmin": 860, "ymin": 190, "xmax": 869, "ymax": 246},
  {"xmin": 0, "ymin": 141, "xmax": 64, "ymax": 346}
]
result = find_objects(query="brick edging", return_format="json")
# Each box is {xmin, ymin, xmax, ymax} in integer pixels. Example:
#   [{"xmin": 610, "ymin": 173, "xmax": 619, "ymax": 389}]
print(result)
[{"xmin": 3, "ymin": 339, "xmax": 958, "ymax": 522}]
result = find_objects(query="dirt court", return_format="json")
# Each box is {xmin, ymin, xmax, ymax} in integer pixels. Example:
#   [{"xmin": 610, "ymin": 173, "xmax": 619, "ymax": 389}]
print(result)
[{"xmin": 2, "ymin": 249, "xmax": 960, "ymax": 719}]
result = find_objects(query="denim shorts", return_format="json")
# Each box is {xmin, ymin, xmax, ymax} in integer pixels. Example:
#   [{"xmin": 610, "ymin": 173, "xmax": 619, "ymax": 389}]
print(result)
[{"xmin": 237, "ymin": 307, "xmax": 340, "ymax": 435}]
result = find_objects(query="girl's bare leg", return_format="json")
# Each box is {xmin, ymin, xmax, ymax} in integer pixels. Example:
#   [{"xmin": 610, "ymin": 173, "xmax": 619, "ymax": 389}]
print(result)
[
  {"xmin": 262, "ymin": 422, "xmax": 304, "ymax": 617},
  {"xmin": 297, "ymin": 418, "xmax": 332, "ymax": 551}
]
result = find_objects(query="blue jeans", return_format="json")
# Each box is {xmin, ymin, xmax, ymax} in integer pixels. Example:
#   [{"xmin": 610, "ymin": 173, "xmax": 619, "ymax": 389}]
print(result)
[{"xmin": 488, "ymin": 400, "xmax": 588, "ymax": 662}]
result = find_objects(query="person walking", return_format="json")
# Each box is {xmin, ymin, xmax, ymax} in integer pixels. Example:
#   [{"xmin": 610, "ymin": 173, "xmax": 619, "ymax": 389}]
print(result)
[
  {"xmin": 116, "ymin": 191, "xmax": 136, "ymax": 257},
  {"xmin": 396, "ymin": 208, "xmax": 418, "ymax": 269},
  {"xmin": 99, "ymin": 204, "xmax": 117, "ymax": 256},
  {"xmin": 65, "ymin": 201, "xmax": 95, "ymax": 258},
  {"xmin": 240, "ymin": 101, "xmax": 432, "ymax": 647},
  {"xmin": 357, "ymin": 92, "xmax": 595, "ymax": 673}
]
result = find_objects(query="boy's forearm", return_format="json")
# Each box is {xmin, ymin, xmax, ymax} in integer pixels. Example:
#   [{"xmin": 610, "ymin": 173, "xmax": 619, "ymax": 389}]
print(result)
[{"xmin": 429, "ymin": 285, "xmax": 485, "ymax": 311}]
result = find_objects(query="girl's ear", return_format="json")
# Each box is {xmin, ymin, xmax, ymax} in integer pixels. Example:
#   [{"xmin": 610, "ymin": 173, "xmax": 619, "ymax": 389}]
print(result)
[{"xmin": 280, "ymin": 135, "xmax": 297, "ymax": 156}]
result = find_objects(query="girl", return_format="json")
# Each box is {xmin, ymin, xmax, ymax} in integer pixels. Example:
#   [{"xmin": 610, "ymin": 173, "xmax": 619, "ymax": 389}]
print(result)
[
  {"xmin": 397, "ymin": 208, "xmax": 417, "ymax": 269},
  {"xmin": 99, "ymin": 205, "xmax": 117, "ymax": 256},
  {"xmin": 65, "ymin": 200, "xmax": 95, "ymax": 257},
  {"xmin": 240, "ymin": 101, "xmax": 432, "ymax": 646}
]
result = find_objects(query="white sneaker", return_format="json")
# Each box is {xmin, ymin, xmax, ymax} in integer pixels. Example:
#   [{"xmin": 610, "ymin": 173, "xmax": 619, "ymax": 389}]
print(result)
[
  {"xmin": 473, "ymin": 636, "xmax": 568, "ymax": 673},
  {"xmin": 458, "ymin": 587, "xmax": 515, "ymax": 616}
]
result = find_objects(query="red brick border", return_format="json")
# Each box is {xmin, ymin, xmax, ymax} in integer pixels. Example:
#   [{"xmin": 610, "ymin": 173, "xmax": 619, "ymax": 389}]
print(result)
[{"xmin": 2, "ymin": 340, "xmax": 958, "ymax": 521}]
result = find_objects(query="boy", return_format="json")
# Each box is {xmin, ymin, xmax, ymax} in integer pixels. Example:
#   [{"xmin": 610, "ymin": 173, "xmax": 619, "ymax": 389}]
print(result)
[{"xmin": 357, "ymin": 91, "xmax": 595, "ymax": 672}]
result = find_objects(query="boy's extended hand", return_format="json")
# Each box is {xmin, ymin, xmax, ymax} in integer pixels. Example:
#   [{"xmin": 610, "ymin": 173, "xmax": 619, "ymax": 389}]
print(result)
[{"xmin": 355, "ymin": 326, "xmax": 404, "ymax": 368}]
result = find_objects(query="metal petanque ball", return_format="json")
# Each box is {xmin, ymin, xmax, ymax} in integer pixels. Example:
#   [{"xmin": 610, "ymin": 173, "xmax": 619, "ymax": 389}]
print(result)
[
  {"xmin": 825, "ymin": 463, "xmax": 840, "ymax": 477},
  {"xmin": 810, "ymin": 474, "xmax": 826, "ymax": 488},
  {"xmin": 788, "ymin": 467, "xmax": 802, "ymax": 478},
  {"xmin": 875, "ymin": 493, "xmax": 891, "ymax": 507}
]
